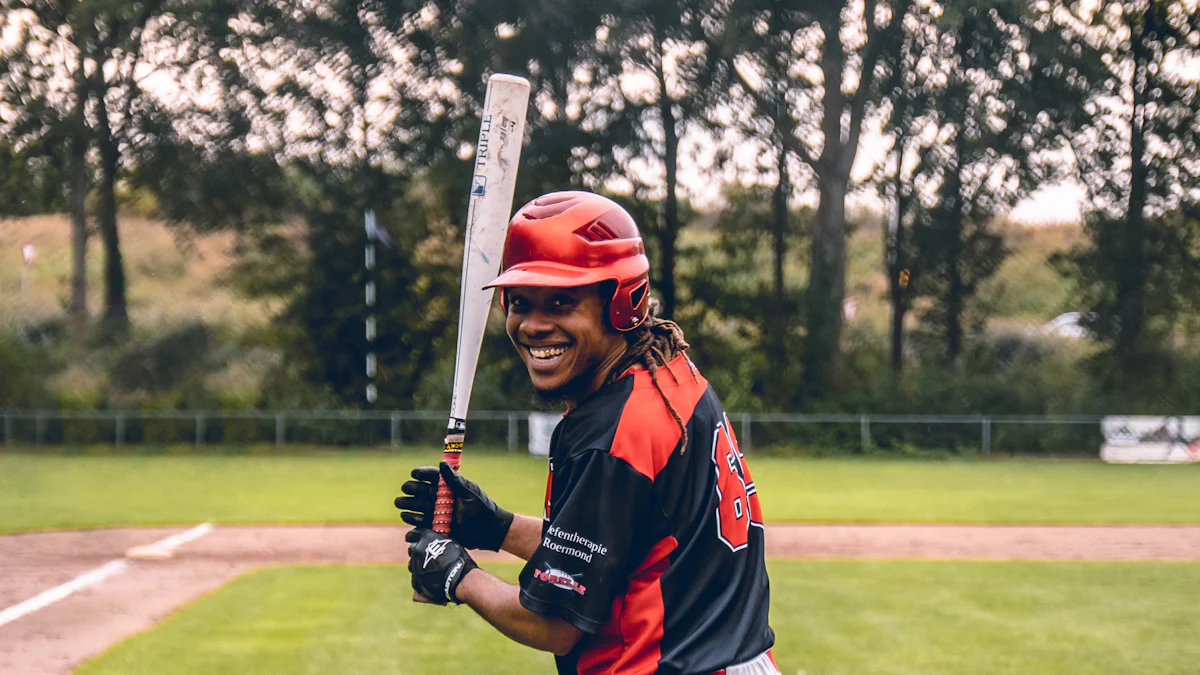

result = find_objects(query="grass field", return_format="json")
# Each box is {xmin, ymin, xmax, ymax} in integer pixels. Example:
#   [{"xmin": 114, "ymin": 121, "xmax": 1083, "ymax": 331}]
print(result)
[
  {"xmin": 2, "ymin": 450, "xmax": 1199, "ymax": 532},
  {"xmin": 75, "ymin": 560, "xmax": 1200, "ymax": 675}
]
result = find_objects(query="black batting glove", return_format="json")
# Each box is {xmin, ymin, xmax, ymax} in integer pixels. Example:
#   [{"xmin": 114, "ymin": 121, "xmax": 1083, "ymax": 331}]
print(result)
[
  {"xmin": 394, "ymin": 461, "xmax": 515, "ymax": 552},
  {"xmin": 406, "ymin": 528, "xmax": 477, "ymax": 605}
]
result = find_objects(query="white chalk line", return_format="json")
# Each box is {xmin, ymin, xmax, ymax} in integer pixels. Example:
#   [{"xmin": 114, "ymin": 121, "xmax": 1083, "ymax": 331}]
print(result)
[
  {"xmin": 0, "ymin": 560, "xmax": 127, "ymax": 628},
  {"xmin": 0, "ymin": 522, "xmax": 214, "ymax": 629},
  {"xmin": 142, "ymin": 522, "xmax": 214, "ymax": 553}
]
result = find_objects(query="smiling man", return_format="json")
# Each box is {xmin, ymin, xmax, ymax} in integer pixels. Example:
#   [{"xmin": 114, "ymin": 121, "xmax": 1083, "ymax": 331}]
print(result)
[{"xmin": 396, "ymin": 191, "xmax": 778, "ymax": 675}]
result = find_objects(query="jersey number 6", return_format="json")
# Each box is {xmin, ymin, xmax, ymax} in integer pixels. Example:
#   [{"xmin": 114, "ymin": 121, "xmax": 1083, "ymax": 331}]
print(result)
[{"xmin": 711, "ymin": 413, "xmax": 763, "ymax": 552}]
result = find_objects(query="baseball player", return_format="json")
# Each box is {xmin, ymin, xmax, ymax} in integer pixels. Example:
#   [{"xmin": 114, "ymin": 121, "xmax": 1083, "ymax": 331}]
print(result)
[{"xmin": 397, "ymin": 191, "xmax": 778, "ymax": 674}]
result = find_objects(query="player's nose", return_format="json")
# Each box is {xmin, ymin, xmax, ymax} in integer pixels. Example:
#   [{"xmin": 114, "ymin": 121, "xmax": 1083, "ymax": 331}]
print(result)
[{"xmin": 517, "ymin": 309, "xmax": 556, "ymax": 338}]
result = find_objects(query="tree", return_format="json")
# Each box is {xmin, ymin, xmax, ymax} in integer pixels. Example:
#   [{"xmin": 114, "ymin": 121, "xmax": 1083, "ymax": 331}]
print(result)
[
  {"xmin": 802, "ymin": 0, "xmax": 911, "ymax": 395},
  {"xmin": 709, "ymin": 0, "xmax": 812, "ymax": 396},
  {"xmin": 599, "ymin": 0, "xmax": 723, "ymax": 319},
  {"xmin": 400, "ymin": 0, "xmax": 620, "ymax": 204},
  {"xmin": 719, "ymin": 0, "xmax": 911, "ymax": 396},
  {"xmin": 2, "ymin": 1, "xmax": 198, "ymax": 337},
  {"xmin": 1059, "ymin": 0, "xmax": 1200, "ymax": 370},
  {"xmin": 0, "ymin": 5, "xmax": 90, "ymax": 339},
  {"xmin": 683, "ymin": 185, "xmax": 810, "ymax": 408},
  {"xmin": 78, "ymin": 0, "xmax": 171, "ymax": 336},
  {"xmin": 877, "ymin": 0, "xmax": 1096, "ymax": 365}
]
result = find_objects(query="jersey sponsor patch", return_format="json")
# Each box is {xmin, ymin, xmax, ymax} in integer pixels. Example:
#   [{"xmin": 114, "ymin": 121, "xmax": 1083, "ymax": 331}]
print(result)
[
  {"xmin": 533, "ymin": 564, "xmax": 587, "ymax": 596},
  {"xmin": 543, "ymin": 525, "xmax": 608, "ymax": 563}
]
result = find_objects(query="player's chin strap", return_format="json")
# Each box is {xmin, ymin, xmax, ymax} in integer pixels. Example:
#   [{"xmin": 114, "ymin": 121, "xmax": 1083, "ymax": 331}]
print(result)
[{"xmin": 434, "ymin": 418, "xmax": 465, "ymax": 535}]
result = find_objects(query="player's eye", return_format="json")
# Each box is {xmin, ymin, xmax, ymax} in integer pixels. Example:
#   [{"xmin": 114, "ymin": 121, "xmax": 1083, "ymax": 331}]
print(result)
[
  {"xmin": 508, "ymin": 295, "xmax": 530, "ymax": 311},
  {"xmin": 550, "ymin": 294, "xmax": 576, "ymax": 309}
]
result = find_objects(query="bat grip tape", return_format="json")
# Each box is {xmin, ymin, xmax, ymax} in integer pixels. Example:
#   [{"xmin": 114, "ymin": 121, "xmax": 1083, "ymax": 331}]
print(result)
[{"xmin": 433, "ymin": 432, "xmax": 464, "ymax": 535}]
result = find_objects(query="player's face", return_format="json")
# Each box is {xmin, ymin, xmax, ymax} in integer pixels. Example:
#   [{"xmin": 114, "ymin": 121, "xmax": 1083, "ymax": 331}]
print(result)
[{"xmin": 505, "ymin": 284, "xmax": 628, "ymax": 406}]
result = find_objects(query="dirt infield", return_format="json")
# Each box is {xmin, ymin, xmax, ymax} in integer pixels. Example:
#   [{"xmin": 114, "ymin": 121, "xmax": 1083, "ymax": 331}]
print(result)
[{"xmin": 2, "ymin": 524, "xmax": 1199, "ymax": 675}]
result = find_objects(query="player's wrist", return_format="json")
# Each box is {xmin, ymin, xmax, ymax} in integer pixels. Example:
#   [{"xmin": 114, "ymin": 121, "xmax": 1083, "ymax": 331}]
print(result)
[
  {"xmin": 451, "ymin": 564, "xmax": 483, "ymax": 605},
  {"xmin": 486, "ymin": 507, "xmax": 515, "ymax": 551},
  {"xmin": 444, "ymin": 555, "xmax": 478, "ymax": 605}
]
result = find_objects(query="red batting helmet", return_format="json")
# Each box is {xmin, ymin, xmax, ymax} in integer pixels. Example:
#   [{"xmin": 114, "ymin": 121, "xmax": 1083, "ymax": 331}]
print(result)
[{"xmin": 485, "ymin": 191, "xmax": 651, "ymax": 331}]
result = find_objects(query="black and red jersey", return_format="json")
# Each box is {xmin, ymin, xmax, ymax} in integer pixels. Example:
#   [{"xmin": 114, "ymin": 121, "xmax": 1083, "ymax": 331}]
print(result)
[{"xmin": 517, "ymin": 353, "xmax": 774, "ymax": 675}]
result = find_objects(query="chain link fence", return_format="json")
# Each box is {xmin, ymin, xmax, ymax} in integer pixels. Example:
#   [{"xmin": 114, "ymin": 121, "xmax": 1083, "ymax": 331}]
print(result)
[{"xmin": 0, "ymin": 410, "xmax": 1107, "ymax": 456}]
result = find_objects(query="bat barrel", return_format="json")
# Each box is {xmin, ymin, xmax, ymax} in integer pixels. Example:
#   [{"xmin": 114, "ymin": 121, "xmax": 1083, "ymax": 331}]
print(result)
[{"xmin": 433, "ymin": 431, "xmax": 464, "ymax": 535}]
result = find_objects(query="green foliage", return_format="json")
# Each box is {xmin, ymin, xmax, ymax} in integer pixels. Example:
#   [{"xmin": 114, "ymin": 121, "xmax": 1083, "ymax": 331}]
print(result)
[
  {"xmin": 229, "ymin": 171, "xmax": 463, "ymax": 410},
  {"xmin": 0, "ymin": 142, "xmax": 66, "ymax": 216},
  {"xmin": 109, "ymin": 323, "xmax": 215, "ymax": 397},
  {"xmin": 977, "ymin": 222, "xmax": 1082, "ymax": 323},
  {"xmin": 1058, "ymin": 210, "xmax": 1200, "ymax": 376},
  {"xmin": 681, "ymin": 192, "xmax": 811, "ymax": 408},
  {"xmin": 0, "ymin": 335, "xmax": 55, "ymax": 408}
]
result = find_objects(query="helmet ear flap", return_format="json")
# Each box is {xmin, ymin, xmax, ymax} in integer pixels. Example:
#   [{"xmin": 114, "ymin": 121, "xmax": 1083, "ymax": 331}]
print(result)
[
  {"xmin": 499, "ymin": 288, "xmax": 509, "ymax": 314},
  {"xmin": 608, "ymin": 275, "xmax": 650, "ymax": 331}
]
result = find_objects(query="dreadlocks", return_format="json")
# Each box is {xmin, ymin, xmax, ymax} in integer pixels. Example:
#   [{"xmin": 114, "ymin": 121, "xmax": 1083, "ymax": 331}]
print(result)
[{"xmin": 604, "ymin": 308, "xmax": 698, "ymax": 453}]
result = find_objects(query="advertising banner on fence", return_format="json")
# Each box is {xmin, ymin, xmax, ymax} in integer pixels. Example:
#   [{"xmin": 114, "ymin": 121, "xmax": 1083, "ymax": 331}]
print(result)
[
  {"xmin": 1101, "ymin": 416, "xmax": 1200, "ymax": 463},
  {"xmin": 528, "ymin": 413, "xmax": 560, "ymax": 458}
]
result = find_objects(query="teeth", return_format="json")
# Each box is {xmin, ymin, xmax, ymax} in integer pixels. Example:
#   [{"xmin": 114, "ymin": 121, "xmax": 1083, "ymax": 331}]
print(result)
[{"xmin": 529, "ymin": 346, "xmax": 567, "ymax": 359}]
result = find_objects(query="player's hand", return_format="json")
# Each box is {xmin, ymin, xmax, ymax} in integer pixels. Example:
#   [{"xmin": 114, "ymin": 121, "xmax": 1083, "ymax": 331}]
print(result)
[
  {"xmin": 394, "ymin": 461, "xmax": 515, "ymax": 552},
  {"xmin": 406, "ymin": 528, "xmax": 477, "ymax": 605}
]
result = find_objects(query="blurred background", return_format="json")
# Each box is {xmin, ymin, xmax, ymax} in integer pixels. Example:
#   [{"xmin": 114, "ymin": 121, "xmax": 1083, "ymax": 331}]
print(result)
[
  {"xmin": 2, "ymin": 3, "xmax": 1199, "ymax": 674},
  {"xmin": 2, "ymin": 0, "xmax": 1199, "ymax": 453}
]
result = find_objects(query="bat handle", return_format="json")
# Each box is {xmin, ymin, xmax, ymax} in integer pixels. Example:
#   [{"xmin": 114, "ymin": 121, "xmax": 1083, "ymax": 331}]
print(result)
[{"xmin": 433, "ymin": 431, "xmax": 464, "ymax": 535}]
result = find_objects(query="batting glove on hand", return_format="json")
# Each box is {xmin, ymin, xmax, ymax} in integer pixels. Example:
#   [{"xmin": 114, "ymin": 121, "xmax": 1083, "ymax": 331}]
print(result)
[
  {"xmin": 394, "ymin": 461, "xmax": 514, "ymax": 552},
  {"xmin": 406, "ymin": 528, "xmax": 477, "ymax": 605}
]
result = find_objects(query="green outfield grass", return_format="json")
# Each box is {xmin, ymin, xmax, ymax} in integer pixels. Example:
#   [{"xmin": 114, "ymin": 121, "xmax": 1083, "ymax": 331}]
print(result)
[
  {"xmin": 2, "ymin": 450, "xmax": 1199, "ymax": 532},
  {"xmin": 76, "ymin": 560, "xmax": 1200, "ymax": 675}
]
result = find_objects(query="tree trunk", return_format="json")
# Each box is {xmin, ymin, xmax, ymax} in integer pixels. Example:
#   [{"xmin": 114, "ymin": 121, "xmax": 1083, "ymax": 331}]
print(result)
[
  {"xmin": 803, "ymin": 16, "xmax": 850, "ymax": 398},
  {"xmin": 770, "ymin": 145, "xmax": 790, "ymax": 376},
  {"xmin": 890, "ymin": 288, "xmax": 906, "ymax": 372},
  {"xmin": 656, "ymin": 37, "xmax": 679, "ymax": 320},
  {"xmin": 945, "ymin": 128, "xmax": 967, "ymax": 363},
  {"xmin": 1117, "ymin": 15, "xmax": 1149, "ymax": 366},
  {"xmin": 94, "ymin": 92, "xmax": 128, "ymax": 337},
  {"xmin": 946, "ymin": 223, "xmax": 964, "ymax": 362},
  {"xmin": 806, "ymin": 171, "xmax": 848, "ymax": 394},
  {"xmin": 69, "ymin": 48, "xmax": 89, "ymax": 343},
  {"xmin": 887, "ymin": 150, "xmax": 907, "ymax": 373}
]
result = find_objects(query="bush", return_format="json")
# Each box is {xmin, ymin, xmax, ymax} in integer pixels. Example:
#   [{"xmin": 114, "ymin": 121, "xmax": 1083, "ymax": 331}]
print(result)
[
  {"xmin": 0, "ymin": 334, "xmax": 55, "ymax": 408},
  {"xmin": 109, "ymin": 322, "xmax": 214, "ymax": 394}
]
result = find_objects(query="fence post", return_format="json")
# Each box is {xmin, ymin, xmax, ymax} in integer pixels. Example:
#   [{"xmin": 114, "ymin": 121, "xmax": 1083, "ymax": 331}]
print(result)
[
  {"xmin": 741, "ymin": 414, "xmax": 752, "ymax": 454},
  {"xmin": 860, "ymin": 415, "xmax": 870, "ymax": 454},
  {"xmin": 115, "ymin": 414, "xmax": 125, "ymax": 447},
  {"xmin": 276, "ymin": 413, "xmax": 285, "ymax": 450},
  {"xmin": 982, "ymin": 416, "xmax": 992, "ymax": 457},
  {"xmin": 391, "ymin": 413, "xmax": 400, "ymax": 450},
  {"xmin": 508, "ymin": 413, "xmax": 518, "ymax": 454},
  {"xmin": 36, "ymin": 412, "xmax": 45, "ymax": 446},
  {"xmin": 3, "ymin": 412, "xmax": 11, "ymax": 446},
  {"xmin": 196, "ymin": 413, "xmax": 205, "ymax": 449}
]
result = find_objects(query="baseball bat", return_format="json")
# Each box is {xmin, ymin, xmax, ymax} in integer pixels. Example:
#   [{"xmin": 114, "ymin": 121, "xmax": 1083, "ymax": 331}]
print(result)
[{"xmin": 434, "ymin": 74, "xmax": 531, "ymax": 536}]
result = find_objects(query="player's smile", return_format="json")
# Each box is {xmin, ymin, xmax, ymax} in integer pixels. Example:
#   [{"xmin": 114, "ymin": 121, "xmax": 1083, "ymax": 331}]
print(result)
[
  {"xmin": 505, "ymin": 284, "xmax": 627, "ymax": 406},
  {"xmin": 523, "ymin": 342, "xmax": 571, "ymax": 372}
]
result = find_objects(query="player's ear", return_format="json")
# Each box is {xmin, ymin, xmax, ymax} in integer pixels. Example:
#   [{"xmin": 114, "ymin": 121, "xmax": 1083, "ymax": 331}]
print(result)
[{"xmin": 597, "ymin": 280, "xmax": 621, "ymax": 332}]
